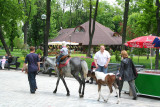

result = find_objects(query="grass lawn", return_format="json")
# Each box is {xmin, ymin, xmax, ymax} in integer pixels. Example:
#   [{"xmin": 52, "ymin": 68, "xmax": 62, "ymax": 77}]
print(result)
[{"xmin": 0, "ymin": 49, "xmax": 159, "ymax": 69}]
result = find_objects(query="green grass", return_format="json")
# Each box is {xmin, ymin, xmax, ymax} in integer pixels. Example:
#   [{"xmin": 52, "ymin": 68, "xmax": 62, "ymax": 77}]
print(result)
[{"xmin": 0, "ymin": 49, "xmax": 159, "ymax": 69}]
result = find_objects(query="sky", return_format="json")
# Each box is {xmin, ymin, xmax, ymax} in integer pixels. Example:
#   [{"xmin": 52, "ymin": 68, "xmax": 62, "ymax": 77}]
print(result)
[{"xmin": 100, "ymin": 0, "xmax": 117, "ymax": 5}]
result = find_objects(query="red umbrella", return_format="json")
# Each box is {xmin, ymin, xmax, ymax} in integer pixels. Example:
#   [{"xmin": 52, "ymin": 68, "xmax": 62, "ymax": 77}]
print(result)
[
  {"xmin": 125, "ymin": 35, "xmax": 159, "ymax": 69},
  {"xmin": 126, "ymin": 35, "xmax": 158, "ymax": 48}
]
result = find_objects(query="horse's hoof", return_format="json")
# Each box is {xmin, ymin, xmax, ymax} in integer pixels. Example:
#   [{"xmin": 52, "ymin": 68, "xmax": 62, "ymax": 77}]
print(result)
[
  {"xmin": 66, "ymin": 93, "xmax": 70, "ymax": 96},
  {"xmin": 53, "ymin": 91, "xmax": 56, "ymax": 93},
  {"xmin": 104, "ymin": 100, "xmax": 108, "ymax": 102},
  {"xmin": 79, "ymin": 95, "xmax": 84, "ymax": 98}
]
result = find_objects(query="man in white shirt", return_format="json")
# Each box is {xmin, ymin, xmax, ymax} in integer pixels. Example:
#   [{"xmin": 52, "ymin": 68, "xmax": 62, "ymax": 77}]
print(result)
[{"xmin": 94, "ymin": 45, "xmax": 111, "ymax": 74}]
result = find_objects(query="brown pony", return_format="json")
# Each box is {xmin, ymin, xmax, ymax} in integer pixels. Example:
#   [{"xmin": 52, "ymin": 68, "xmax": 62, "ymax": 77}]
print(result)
[{"xmin": 87, "ymin": 70, "xmax": 120, "ymax": 104}]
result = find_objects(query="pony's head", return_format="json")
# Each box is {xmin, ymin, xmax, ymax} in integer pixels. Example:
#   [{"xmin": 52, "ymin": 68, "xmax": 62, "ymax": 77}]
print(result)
[{"xmin": 87, "ymin": 70, "xmax": 96, "ymax": 80}]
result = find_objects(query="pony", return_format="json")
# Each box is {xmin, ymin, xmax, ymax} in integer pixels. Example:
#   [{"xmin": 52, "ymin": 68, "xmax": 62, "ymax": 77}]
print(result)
[
  {"xmin": 53, "ymin": 57, "xmax": 88, "ymax": 98},
  {"xmin": 87, "ymin": 70, "xmax": 120, "ymax": 104}
]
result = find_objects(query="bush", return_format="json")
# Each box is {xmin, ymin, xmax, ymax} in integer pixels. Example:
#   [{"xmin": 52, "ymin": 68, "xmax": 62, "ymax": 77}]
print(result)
[
  {"xmin": 36, "ymin": 49, "xmax": 43, "ymax": 55},
  {"xmin": 114, "ymin": 51, "xmax": 121, "ymax": 62},
  {"xmin": 81, "ymin": 56, "xmax": 94, "ymax": 69},
  {"xmin": 21, "ymin": 50, "xmax": 28, "ymax": 57}
]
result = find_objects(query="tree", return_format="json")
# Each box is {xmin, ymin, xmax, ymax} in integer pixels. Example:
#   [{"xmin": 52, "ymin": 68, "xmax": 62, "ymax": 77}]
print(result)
[
  {"xmin": 0, "ymin": 27, "xmax": 10, "ymax": 55},
  {"xmin": 0, "ymin": 0, "xmax": 23, "ymax": 54},
  {"xmin": 155, "ymin": 0, "xmax": 160, "ymax": 69},
  {"xmin": 87, "ymin": 0, "xmax": 99, "ymax": 57},
  {"xmin": 122, "ymin": 0, "xmax": 130, "ymax": 50},
  {"xmin": 44, "ymin": 0, "xmax": 51, "ymax": 57},
  {"xmin": 21, "ymin": 0, "xmax": 37, "ymax": 44}
]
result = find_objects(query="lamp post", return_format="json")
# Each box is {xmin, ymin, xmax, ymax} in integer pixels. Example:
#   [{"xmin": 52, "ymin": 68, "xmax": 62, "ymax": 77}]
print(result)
[
  {"xmin": 41, "ymin": 14, "xmax": 46, "ymax": 56},
  {"xmin": 69, "ymin": 35, "xmax": 71, "ymax": 54}
]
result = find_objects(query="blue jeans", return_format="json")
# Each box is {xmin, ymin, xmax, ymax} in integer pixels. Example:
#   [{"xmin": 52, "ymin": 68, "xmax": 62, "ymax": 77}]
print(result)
[
  {"xmin": 96, "ymin": 65, "xmax": 108, "ymax": 74},
  {"xmin": 56, "ymin": 54, "xmax": 63, "ymax": 65},
  {"xmin": 28, "ymin": 71, "xmax": 37, "ymax": 92}
]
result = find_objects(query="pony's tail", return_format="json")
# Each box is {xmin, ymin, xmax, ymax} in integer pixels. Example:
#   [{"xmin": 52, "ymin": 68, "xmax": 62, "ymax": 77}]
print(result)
[{"xmin": 81, "ymin": 60, "xmax": 88, "ymax": 79}]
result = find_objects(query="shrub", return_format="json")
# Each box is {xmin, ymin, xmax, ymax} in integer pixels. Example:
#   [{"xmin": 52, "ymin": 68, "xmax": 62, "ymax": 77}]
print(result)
[
  {"xmin": 81, "ymin": 56, "xmax": 94, "ymax": 69},
  {"xmin": 21, "ymin": 50, "xmax": 28, "ymax": 57},
  {"xmin": 36, "ymin": 49, "xmax": 43, "ymax": 55},
  {"xmin": 114, "ymin": 51, "xmax": 121, "ymax": 62}
]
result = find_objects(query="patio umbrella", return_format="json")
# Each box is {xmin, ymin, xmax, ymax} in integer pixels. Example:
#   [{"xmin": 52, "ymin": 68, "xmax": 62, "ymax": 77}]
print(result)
[{"xmin": 125, "ymin": 35, "xmax": 159, "ymax": 69}]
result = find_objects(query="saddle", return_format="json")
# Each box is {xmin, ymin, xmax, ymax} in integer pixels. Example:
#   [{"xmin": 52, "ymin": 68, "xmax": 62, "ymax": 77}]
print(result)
[
  {"xmin": 56, "ymin": 55, "xmax": 71, "ymax": 75},
  {"xmin": 60, "ymin": 55, "xmax": 70, "ymax": 63}
]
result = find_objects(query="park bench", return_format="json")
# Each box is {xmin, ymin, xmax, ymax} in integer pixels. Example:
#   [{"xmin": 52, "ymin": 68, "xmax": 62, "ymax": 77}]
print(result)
[{"xmin": 0, "ymin": 56, "xmax": 20, "ymax": 69}]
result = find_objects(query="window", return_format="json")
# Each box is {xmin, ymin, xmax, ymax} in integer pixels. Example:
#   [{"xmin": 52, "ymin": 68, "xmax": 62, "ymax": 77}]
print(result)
[{"xmin": 74, "ymin": 26, "xmax": 85, "ymax": 32}]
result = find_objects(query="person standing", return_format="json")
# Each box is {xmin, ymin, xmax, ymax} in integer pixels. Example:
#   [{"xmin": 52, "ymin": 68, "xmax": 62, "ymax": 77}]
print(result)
[
  {"xmin": 22, "ymin": 46, "xmax": 40, "ymax": 94},
  {"xmin": 118, "ymin": 50, "xmax": 138, "ymax": 100},
  {"xmin": 94, "ymin": 45, "xmax": 111, "ymax": 74}
]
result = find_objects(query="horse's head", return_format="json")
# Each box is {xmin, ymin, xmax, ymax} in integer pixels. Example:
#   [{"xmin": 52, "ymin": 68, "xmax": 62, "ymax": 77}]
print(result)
[{"xmin": 87, "ymin": 70, "xmax": 96, "ymax": 80}]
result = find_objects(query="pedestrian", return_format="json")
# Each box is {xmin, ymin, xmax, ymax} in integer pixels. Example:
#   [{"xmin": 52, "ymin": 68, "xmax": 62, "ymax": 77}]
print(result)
[
  {"xmin": 56, "ymin": 41, "xmax": 68, "ymax": 66},
  {"xmin": 94, "ymin": 45, "xmax": 111, "ymax": 74},
  {"xmin": 8, "ymin": 54, "xmax": 12, "ymax": 70},
  {"xmin": 22, "ymin": 46, "xmax": 40, "ymax": 94},
  {"xmin": 1, "ymin": 56, "xmax": 6, "ymax": 69},
  {"xmin": 118, "ymin": 50, "xmax": 138, "ymax": 100}
]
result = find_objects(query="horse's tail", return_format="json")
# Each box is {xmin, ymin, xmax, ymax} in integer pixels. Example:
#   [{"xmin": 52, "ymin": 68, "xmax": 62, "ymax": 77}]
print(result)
[{"xmin": 81, "ymin": 60, "xmax": 88, "ymax": 79}]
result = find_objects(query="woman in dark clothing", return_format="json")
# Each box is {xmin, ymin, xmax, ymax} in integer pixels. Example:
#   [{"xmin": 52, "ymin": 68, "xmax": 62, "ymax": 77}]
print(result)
[{"xmin": 119, "ymin": 50, "xmax": 138, "ymax": 100}]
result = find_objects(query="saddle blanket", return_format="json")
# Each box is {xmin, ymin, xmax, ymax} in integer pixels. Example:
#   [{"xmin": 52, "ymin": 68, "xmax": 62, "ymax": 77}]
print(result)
[
  {"xmin": 95, "ymin": 72, "xmax": 115, "ymax": 81},
  {"xmin": 59, "ymin": 57, "xmax": 71, "ymax": 68}
]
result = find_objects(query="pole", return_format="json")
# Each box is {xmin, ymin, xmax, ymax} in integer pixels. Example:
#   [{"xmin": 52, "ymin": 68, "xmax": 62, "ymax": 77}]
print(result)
[
  {"xmin": 70, "ymin": 35, "xmax": 71, "ymax": 54},
  {"xmin": 150, "ymin": 48, "xmax": 152, "ymax": 69},
  {"xmin": 43, "ymin": 20, "xmax": 46, "ymax": 56}
]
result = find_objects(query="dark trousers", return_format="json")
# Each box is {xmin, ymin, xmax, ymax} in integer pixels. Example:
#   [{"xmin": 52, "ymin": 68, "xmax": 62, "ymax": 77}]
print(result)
[
  {"xmin": 28, "ymin": 71, "xmax": 37, "ymax": 92},
  {"xmin": 119, "ymin": 80, "xmax": 137, "ymax": 98},
  {"xmin": 56, "ymin": 54, "xmax": 63, "ymax": 64}
]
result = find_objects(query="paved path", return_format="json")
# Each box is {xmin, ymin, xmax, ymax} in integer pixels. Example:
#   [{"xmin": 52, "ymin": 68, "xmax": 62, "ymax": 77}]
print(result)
[{"xmin": 0, "ymin": 70, "xmax": 159, "ymax": 107}]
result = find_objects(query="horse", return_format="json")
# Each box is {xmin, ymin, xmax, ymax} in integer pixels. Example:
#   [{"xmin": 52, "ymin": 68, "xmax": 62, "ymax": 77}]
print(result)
[
  {"xmin": 87, "ymin": 70, "xmax": 120, "ymax": 104},
  {"xmin": 43, "ymin": 57, "xmax": 56, "ymax": 74},
  {"xmin": 53, "ymin": 57, "xmax": 88, "ymax": 98}
]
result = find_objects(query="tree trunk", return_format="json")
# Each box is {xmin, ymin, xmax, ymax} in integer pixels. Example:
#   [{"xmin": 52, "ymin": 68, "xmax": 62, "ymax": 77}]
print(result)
[
  {"xmin": 155, "ymin": 0, "xmax": 160, "ymax": 69},
  {"xmin": 0, "ymin": 27, "xmax": 11, "ymax": 55},
  {"xmin": 23, "ymin": 21, "xmax": 29, "ymax": 44},
  {"xmin": 44, "ymin": 0, "xmax": 51, "ymax": 57},
  {"xmin": 87, "ymin": 0, "xmax": 99, "ymax": 57},
  {"xmin": 69, "ymin": 0, "xmax": 72, "ymax": 27},
  {"xmin": 122, "ymin": 0, "xmax": 130, "ymax": 50}
]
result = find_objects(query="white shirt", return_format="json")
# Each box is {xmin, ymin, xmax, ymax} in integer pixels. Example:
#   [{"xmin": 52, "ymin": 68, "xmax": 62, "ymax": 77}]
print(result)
[{"xmin": 94, "ymin": 50, "xmax": 111, "ymax": 66}]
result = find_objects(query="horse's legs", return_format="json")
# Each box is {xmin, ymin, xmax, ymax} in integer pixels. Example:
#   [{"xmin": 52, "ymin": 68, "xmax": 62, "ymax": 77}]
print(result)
[
  {"xmin": 105, "ymin": 85, "xmax": 113, "ymax": 102},
  {"xmin": 60, "ymin": 76, "xmax": 70, "ymax": 96},
  {"xmin": 53, "ymin": 77, "xmax": 60, "ymax": 93},
  {"xmin": 113, "ymin": 82, "xmax": 120, "ymax": 104},
  {"xmin": 97, "ymin": 84, "xmax": 106, "ymax": 101},
  {"xmin": 80, "ymin": 71, "xmax": 85, "ymax": 97},
  {"xmin": 72, "ymin": 72, "xmax": 83, "ymax": 97}
]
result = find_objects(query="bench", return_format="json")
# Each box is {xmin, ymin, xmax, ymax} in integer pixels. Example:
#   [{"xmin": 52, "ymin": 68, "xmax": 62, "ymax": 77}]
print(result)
[{"xmin": 0, "ymin": 56, "xmax": 20, "ymax": 69}]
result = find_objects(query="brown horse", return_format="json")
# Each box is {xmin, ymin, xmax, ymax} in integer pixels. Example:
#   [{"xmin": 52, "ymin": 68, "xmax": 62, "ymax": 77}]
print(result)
[{"xmin": 87, "ymin": 70, "xmax": 120, "ymax": 104}]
